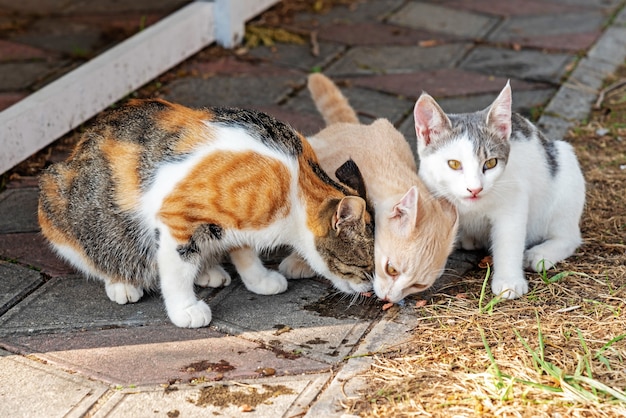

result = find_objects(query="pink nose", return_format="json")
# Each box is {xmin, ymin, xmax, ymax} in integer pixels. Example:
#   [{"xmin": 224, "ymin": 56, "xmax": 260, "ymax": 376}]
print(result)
[{"xmin": 467, "ymin": 187, "xmax": 483, "ymax": 197}]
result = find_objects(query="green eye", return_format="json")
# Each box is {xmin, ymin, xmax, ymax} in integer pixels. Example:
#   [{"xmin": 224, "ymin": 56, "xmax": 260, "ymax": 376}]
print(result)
[
  {"xmin": 483, "ymin": 158, "xmax": 497, "ymax": 170},
  {"xmin": 448, "ymin": 160, "xmax": 462, "ymax": 170}
]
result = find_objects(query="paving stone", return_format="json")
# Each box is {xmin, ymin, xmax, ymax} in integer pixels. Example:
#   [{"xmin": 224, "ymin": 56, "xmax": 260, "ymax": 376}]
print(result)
[
  {"xmin": 0, "ymin": 61, "xmax": 61, "ymax": 90},
  {"xmin": 350, "ymin": 69, "xmax": 545, "ymax": 100},
  {"xmin": 0, "ymin": 39, "xmax": 50, "ymax": 61},
  {"xmin": 292, "ymin": 0, "xmax": 405, "ymax": 27},
  {"xmin": 586, "ymin": 26, "xmax": 626, "ymax": 67},
  {"xmin": 537, "ymin": 114, "xmax": 575, "ymax": 142},
  {"xmin": 510, "ymin": 31, "xmax": 601, "ymax": 52},
  {"xmin": 326, "ymin": 43, "xmax": 472, "ymax": 76},
  {"xmin": 388, "ymin": 2, "xmax": 499, "ymax": 38},
  {"xmin": 10, "ymin": 18, "xmax": 104, "ymax": 55},
  {"xmin": 0, "ymin": 349, "xmax": 108, "ymax": 418},
  {"xmin": 0, "ymin": 276, "xmax": 172, "ymax": 335},
  {"xmin": 254, "ymin": 104, "xmax": 324, "ymax": 137},
  {"xmin": 163, "ymin": 74, "xmax": 303, "ymax": 109},
  {"xmin": 210, "ymin": 279, "xmax": 382, "ymax": 365},
  {"xmin": 246, "ymin": 40, "xmax": 345, "ymax": 72},
  {"xmin": 488, "ymin": 12, "xmax": 605, "ymax": 43},
  {"xmin": 64, "ymin": 0, "xmax": 190, "ymax": 14},
  {"xmin": 92, "ymin": 374, "xmax": 330, "ymax": 418},
  {"xmin": 439, "ymin": 0, "xmax": 589, "ymax": 16},
  {"xmin": 436, "ymin": 88, "xmax": 556, "ymax": 117},
  {"xmin": 0, "ymin": 260, "xmax": 43, "ymax": 316},
  {"xmin": 0, "ymin": 187, "xmax": 39, "ymax": 234},
  {"xmin": 2, "ymin": 325, "xmax": 330, "ymax": 385},
  {"xmin": 313, "ymin": 22, "xmax": 457, "ymax": 46},
  {"xmin": 460, "ymin": 46, "xmax": 575, "ymax": 84},
  {"xmin": 543, "ymin": 85, "xmax": 599, "ymax": 122},
  {"xmin": 0, "ymin": 0, "xmax": 73, "ymax": 14},
  {"xmin": 0, "ymin": 232, "xmax": 75, "ymax": 277},
  {"xmin": 542, "ymin": 0, "xmax": 623, "ymax": 9}
]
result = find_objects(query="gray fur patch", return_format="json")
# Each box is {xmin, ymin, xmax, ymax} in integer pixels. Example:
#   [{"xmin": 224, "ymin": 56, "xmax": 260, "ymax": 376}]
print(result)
[{"xmin": 211, "ymin": 107, "xmax": 303, "ymax": 156}]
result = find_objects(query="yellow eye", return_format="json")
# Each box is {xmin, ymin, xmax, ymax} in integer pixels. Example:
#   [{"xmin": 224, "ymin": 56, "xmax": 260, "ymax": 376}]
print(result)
[
  {"xmin": 483, "ymin": 158, "xmax": 497, "ymax": 170},
  {"xmin": 448, "ymin": 160, "xmax": 462, "ymax": 170},
  {"xmin": 385, "ymin": 261, "xmax": 399, "ymax": 277}
]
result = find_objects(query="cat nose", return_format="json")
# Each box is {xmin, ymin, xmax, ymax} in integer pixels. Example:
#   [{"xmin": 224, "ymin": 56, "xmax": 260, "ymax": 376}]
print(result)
[{"xmin": 467, "ymin": 187, "xmax": 483, "ymax": 197}]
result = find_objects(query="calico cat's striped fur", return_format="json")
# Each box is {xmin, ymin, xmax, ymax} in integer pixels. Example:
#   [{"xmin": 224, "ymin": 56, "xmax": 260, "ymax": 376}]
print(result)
[
  {"xmin": 38, "ymin": 99, "xmax": 374, "ymax": 328},
  {"xmin": 279, "ymin": 74, "xmax": 459, "ymax": 303}
]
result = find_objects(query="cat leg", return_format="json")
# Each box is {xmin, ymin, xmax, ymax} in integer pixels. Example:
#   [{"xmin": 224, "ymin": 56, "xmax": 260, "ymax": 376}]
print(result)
[
  {"xmin": 195, "ymin": 264, "xmax": 232, "ymax": 288},
  {"xmin": 105, "ymin": 280, "xmax": 144, "ymax": 304},
  {"xmin": 489, "ymin": 211, "xmax": 529, "ymax": 299},
  {"xmin": 230, "ymin": 247, "xmax": 288, "ymax": 295},
  {"xmin": 157, "ymin": 224, "xmax": 212, "ymax": 328},
  {"xmin": 279, "ymin": 253, "xmax": 316, "ymax": 279},
  {"xmin": 524, "ymin": 231, "xmax": 582, "ymax": 272}
]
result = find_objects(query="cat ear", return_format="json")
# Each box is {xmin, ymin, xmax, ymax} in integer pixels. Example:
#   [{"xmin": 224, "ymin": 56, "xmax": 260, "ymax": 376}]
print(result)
[
  {"xmin": 486, "ymin": 81, "xmax": 512, "ymax": 141},
  {"xmin": 413, "ymin": 93, "xmax": 452, "ymax": 150},
  {"xmin": 333, "ymin": 196, "xmax": 366, "ymax": 232},
  {"xmin": 335, "ymin": 158, "xmax": 367, "ymax": 200},
  {"xmin": 390, "ymin": 186, "xmax": 419, "ymax": 233}
]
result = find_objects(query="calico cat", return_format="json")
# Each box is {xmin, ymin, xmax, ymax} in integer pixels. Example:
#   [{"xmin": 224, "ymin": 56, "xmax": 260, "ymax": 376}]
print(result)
[
  {"xmin": 38, "ymin": 99, "xmax": 375, "ymax": 328},
  {"xmin": 279, "ymin": 74, "xmax": 458, "ymax": 303},
  {"xmin": 414, "ymin": 82, "xmax": 585, "ymax": 299}
]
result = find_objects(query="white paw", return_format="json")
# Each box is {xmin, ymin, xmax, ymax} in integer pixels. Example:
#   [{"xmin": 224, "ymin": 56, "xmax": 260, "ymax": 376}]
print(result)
[
  {"xmin": 243, "ymin": 270, "xmax": 288, "ymax": 295},
  {"xmin": 491, "ymin": 273, "xmax": 529, "ymax": 299},
  {"xmin": 167, "ymin": 300, "xmax": 212, "ymax": 328},
  {"xmin": 524, "ymin": 251, "xmax": 555, "ymax": 272},
  {"xmin": 105, "ymin": 282, "xmax": 144, "ymax": 304},
  {"xmin": 278, "ymin": 253, "xmax": 316, "ymax": 279},
  {"xmin": 195, "ymin": 265, "xmax": 232, "ymax": 288}
]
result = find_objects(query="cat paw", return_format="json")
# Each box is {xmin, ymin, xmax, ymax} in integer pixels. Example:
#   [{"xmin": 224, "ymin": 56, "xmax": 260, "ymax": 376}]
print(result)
[
  {"xmin": 491, "ymin": 274, "xmax": 529, "ymax": 299},
  {"xmin": 195, "ymin": 265, "xmax": 232, "ymax": 288},
  {"xmin": 279, "ymin": 253, "xmax": 316, "ymax": 279},
  {"xmin": 523, "ymin": 251, "xmax": 556, "ymax": 272},
  {"xmin": 105, "ymin": 282, "xmax": 144, "ymax": 304},
  {"xmin": 167, "ymin": 300, "xmax": 212, "ymax": 328},
  {"xmin": 243, "ymin": 270, "xmax": 288, "ymax": 295}
]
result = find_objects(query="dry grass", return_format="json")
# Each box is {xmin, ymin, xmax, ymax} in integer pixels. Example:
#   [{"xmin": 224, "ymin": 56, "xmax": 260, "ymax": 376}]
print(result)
[{"xmin": 343, "ymin": 67, "xmax": 626, "ymax": 417}]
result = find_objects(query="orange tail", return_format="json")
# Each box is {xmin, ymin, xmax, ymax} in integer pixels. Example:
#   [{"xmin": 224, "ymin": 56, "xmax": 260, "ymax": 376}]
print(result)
[{"xmin": 308, "ymin": 73, "xmax": 359, "ymax": 125}]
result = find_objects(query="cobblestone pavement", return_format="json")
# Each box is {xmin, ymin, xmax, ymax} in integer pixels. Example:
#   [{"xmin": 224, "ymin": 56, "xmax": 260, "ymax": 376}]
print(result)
[{"xmin": 1, "ymin": 1, "xmax": 625, "ymax": 417}]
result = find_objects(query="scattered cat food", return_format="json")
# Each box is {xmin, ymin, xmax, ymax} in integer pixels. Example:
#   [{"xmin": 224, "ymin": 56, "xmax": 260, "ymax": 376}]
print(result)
[
  {"xmin": 382, "ymin": 302, "xmax": 394, "ymax": 311},
  {"xmin": 456, "ymin": 293, "xmax": 468, "ymax": 299},
  {"xmin": 256, "ymin": 367, "xmax": 276, "ymax": 377},
  {"xmin": 478, "ymin": 256, "xmax": 493, "ymax": 269},
  {"xmin": 415, "ymin": 299, "xmax": 427, "ymax": 308},
  {"xmin": 240, "ymin": 404, "xmax": 254, "ymax": 412},
  {"xmin": 361, "ymin": 291, "xmax": 373, "ymax": 298}
]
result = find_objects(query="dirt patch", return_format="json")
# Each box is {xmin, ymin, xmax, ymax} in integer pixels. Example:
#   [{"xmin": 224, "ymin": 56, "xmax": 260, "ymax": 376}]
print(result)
[
  {"xmin": 192, "ymin": 383, "xmax": 295, "ymax": 409},
  {"xmin": 181, "ymin": 359, "xmax": 235, "ymax": 374},
  {"xmin": 304, "ymin": 292, "xmax": 383, "ymax": 320}
]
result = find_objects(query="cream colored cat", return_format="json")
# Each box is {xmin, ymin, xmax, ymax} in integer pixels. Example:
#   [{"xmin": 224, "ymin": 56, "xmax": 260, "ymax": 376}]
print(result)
[{"xmin": 279, "ymin": 74, "xmax": 459, "ymax": 303}]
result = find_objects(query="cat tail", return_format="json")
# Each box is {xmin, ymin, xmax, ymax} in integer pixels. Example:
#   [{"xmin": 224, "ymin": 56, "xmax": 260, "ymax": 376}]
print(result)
[{"xmin": 308, "ymin": 73, "xmax": 359, "ymax": 125}]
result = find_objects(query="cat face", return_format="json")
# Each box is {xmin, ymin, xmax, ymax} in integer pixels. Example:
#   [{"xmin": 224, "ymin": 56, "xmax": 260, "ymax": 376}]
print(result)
[
  {"xmin": 372, "ymin": 187, "xmax": 458, "ymax": 302},
  {"xmin": 315, "ymin": 195, "xmax": 375, "ymax": 293},
  {"xmin": 415, "ymin": 83, "xmax": 512, "ymax": 208}
]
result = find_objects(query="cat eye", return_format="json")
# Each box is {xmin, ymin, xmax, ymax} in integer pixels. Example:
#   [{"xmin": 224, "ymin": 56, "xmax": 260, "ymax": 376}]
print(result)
[
  {"xmin": 483, "ymin": 158, "xmax": 498, "ymax": 171},
  {"xmin": 385, "ymin": 261, "xmax": 399, "ymax": 277},
  {"xmin": 447, "ymin": 160, "xmax": 462, "ymax": 170}
]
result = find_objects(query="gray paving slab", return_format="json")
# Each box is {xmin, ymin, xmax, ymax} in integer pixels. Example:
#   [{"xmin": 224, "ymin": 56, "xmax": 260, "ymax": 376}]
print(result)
[
  {"xmin": 460, "ymin": 47, "xmax": 575, "ymax": 84},
  {"xmin": 388, "ymin": 2, "xmax": 499, "ymax": 38},
  {"xmin": 0, "ymin": 231, "xmax": 76, "ymax": 277},
  {"xmin": 64, "ymin": 0, "xmax": 189, "ymax": 14},
  {"xmin": 10, "ymin": 18, "xmax": 104, "ymax": 55},
  {"xmin": 0, "ymin": 260, "xmax": 43, "ymax": 316},
  {"xmin": 246, "ymin": 40, "xmax": 345, "ymax": 72},
  {"xmin": 325, "ymin": 43, "xmax": 473, "ymax": 76},
  {"xmin": 488, "ymin": 12, "xmax": 606, "ymax": 42},
  {"xmin": 210, "ymin": 278, "xmax": 382, "ymax": 365},
  {"xmin": 0, "ymin": 349, "xmax": 108, "ymax": 418},
  {"xmin": 91, "ymin": 374, "xmax": 330, "ymax": 418},
  {"xmin": 0, "ymin": 187, "xmax": 39, "ymax": 234},
  {"xmin": 163, "ymin": 74, "xmax": 304, "ymax": 109},
  {"xmin": 0, "ymin": 61, "xmax": 64, "ymax": 90},
  {"xmin": 292, "ymin": 0, "xmax": 405, "ymax": 26},
  {"xmin": 0, "ymin": 276, "xmax": 171, "ymax": 336}
]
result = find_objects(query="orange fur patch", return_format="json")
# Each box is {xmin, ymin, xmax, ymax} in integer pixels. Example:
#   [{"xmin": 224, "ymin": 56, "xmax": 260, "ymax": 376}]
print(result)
[
  {"xmin": 156, "ymin": 101, "xmax": 215, "ymax": 154},
  {"xmin": 100, "ymin": 137, "xmax": 142, "ymax": 211},
  {"xmin": 158, "ymin": 151, "xmax": 291, "ymax": 243}
]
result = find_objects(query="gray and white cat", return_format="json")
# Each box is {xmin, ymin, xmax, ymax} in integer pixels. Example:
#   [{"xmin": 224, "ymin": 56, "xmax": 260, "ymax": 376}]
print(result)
[{"xmin": 414, "ymin": 82, "xmax": 585, "ymax": 298}]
